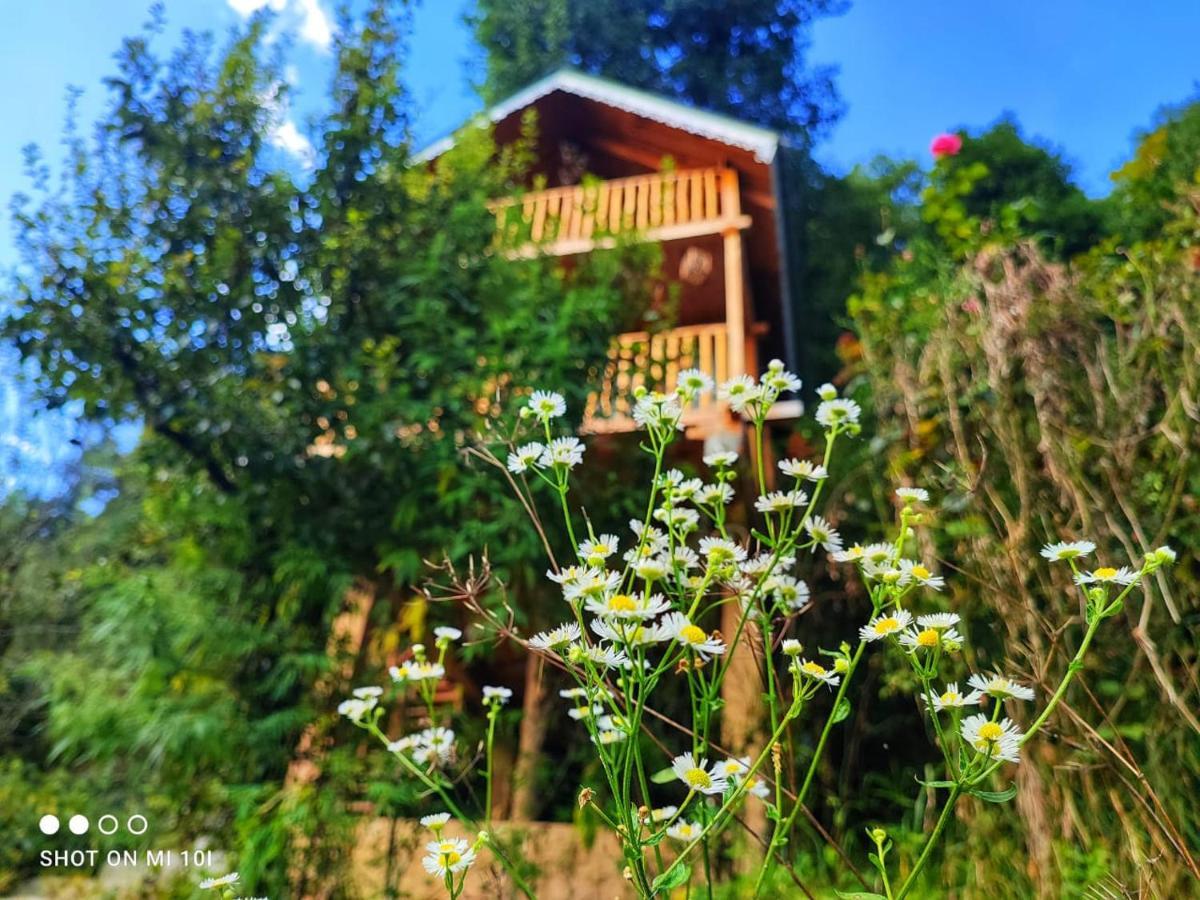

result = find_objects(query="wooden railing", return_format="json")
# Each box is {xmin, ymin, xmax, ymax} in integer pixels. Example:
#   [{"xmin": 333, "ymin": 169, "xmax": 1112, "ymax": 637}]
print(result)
[
  {"xmin": 584, "ymin": 323, "xmax": 730, "ymax": 433},
  {"xmin": 491, "ymin": 167, "xmax": 750, "ymax": 257}
]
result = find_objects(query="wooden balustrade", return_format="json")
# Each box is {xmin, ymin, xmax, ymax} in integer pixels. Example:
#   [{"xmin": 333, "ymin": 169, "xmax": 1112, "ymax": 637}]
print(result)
[
  {"xmin": 583, "ymin": 322, "xmax": 730, "ymax": 434},
  {"xmin": 491, "ymin": 167, "xmax": 751, "ymax": 257}
]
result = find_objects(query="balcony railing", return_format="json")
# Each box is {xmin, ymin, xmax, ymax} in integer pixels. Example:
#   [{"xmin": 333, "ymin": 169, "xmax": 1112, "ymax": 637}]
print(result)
[
  {"xmin": 491, "ymin": 167, "xmax": 751, "ymax": 258},
  {"xmin": 583, "ymin": 323, "xmax": 731, "ymax": 434}
]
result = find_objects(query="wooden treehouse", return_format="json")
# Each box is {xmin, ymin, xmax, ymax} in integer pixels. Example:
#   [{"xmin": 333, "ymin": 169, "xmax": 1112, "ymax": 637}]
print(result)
[{"xmin": 419, "ymin": 68, "xmax": 808, "ymax": 444}]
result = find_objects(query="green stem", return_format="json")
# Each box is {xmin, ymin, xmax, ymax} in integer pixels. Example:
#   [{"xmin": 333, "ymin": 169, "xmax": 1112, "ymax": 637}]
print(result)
[
  {"xmin": 894, "ymin": 783, "xmax": 961, "ymax": 899},
  {"xmin": 484, "ymin": 709, "xmax": 497, "ymax": 826}
]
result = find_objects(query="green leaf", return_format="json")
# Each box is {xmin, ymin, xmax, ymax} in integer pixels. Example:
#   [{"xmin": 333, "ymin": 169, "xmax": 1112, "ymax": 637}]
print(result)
[
  {"xmin": 651, "ymin": 863, "xmax": 691, "ymax": 892},
  {"xmin": 649, "ymin": 767, "xmax": 676, "ymax": 785},
  {"xmin": 969, "ymin": 784, "xmax": 1017, "ymax": 803},
  {"xmin": 916, "ymin": 778, "xmax": 957, "ymax": 790},
  {"xmin": 832, "ymin": 698, "xmax": 851, "ymax": 723}
]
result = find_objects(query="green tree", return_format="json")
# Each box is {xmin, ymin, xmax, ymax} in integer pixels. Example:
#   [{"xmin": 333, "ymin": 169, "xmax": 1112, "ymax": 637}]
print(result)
[
  {"xmin": 471, "ymin": 0, "xmax": 847, "ymax": 139},
  {"xmin": 2, "ymin": 2, "xmax": 654, "ymax": 892}
]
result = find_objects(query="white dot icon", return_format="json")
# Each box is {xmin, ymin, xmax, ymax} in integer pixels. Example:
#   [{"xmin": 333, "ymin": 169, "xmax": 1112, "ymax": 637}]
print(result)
[
  {"xmin": 38, "ymin": 814, "xmax": 60, "ymax": 835},
  {"xmin": 68, "ymin": 815, "xmax": 90, "ymax": 835}
]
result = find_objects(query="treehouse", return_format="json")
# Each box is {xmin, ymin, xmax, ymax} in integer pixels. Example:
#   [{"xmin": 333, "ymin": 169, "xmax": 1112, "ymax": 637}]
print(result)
[{"xmin": 418, "ymin": 69, "xmax": 809, "ymax": 442}]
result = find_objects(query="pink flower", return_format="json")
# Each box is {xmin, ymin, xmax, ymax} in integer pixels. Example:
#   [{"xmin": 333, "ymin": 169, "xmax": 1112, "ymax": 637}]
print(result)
[{"xmin": 930, "ymin": 133, "xmax": 963, "ymax": 158}]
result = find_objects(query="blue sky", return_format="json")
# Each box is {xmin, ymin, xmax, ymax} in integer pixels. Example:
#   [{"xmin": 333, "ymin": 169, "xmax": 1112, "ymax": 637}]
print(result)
[{"xmin": 1, "ymin": 0, "xmax": 1198, "ymax": 498}]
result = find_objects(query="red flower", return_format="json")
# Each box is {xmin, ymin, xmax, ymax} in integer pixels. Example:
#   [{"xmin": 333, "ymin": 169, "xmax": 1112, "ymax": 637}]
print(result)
[{"xmin": 930, "ymin": 133, "xmax": 963, "ymax": 158}]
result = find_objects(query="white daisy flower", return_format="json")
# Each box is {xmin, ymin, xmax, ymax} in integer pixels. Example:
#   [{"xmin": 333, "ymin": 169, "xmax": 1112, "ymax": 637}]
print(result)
[
  {"xmin": 694, "ymin": 483, "xmax": 735, "ymax": 505},
  {"xmin": 539, "ymin": 436, "xmax": 585, "ymax": 469},
  {"xmin": 661, "ymin": 612, "xmax": 726, "ymax": 659},
  {"xmin": 667, "ymin": 820, "xmax": 702, "ymax": 841},
  {"xmin": 412, "ymin": 727, "xmax": 456, "ymax": 768},
  {"xmin": 1073, "ymin": 566, "xmax": 1139, "ymax": 586},
  {"xmin": 420, "ymin": 812, "xmax": 452, "ymax": 832},
  {"xmin": 669, "ymin": 546, "xmax": 700, "ymax": 570},
  {"xmin": 816, "ymin": 383, "xmax": 838, "ymax": 401},
  {"xmin": 961, "ymin": 714, "xmax": 1023, "ymax": 763},
  {"xmin": 896, "ymin": 486, "xmax": 930, "ymax": 504},
  {"xmin": 754, "ymin": 489, "xmax": 809, "ymax": 513},
  {"xmin": 747, "ymin": 779, "xmax": 770, "ymax": 799},
  {"xmin": 917, "ymin": 612, "xmax": 961, "ymax": 629},
  {"xmin": 676, "ymin": 368, "xmax": 715, "ymax": 395},
  {"xmin": 762, "ymin": 360, "xmax": 802, "ymax": 394},
  {"xmin": 407, "ymin": 662, "xmax": 445, "ymax": 682},
  {"xmin": 967, "ymin": 672, "xmax": 1035, "ymax": 702},
  {"xmin": 433, "ymin": 626, "xmax": 462, "ymax": 643},
  {"xmin": 567, "ymin": 703, "xmax": 604, "ymax": 720},
  {"xmin": 703, "ymin": 450, "xmax": 739, "ymax": 468},
  {"xmin": 633, "ymin": 557, "xmax": 671, "ymax": 582},
  {"xmin": 720, "ymin": 375, "xmax": 761, "ymax": 413},
  {"xmin": 766, "ymin": 575, "xmax": 810, "ymax": 611},
  {"xmin": 386, "ymin": 737, "xmax": 414, "ymax": 753},
  {"xmin": 718, "ymin": 756, "xmax": 750, "ymax": 780},
  {"xmin": 899, "ymin": 559, "xmax": 945, "ymax": 591},
  {"xmin": 482, "ymin": 685, "xmax": 512, "ymax": 704},
  {"xmin": 1039, "ymin": 540, "xmax": 1096, "ymax": 562},
  {"xmin": 858, "ymin": 608, "xmax": 914, "ymax": 642},
  {"xmin": 632, "ymin": 391, "xmax": 684, "ymax": 431},
  {"xmin": 650, "ymin": 805, "xmax": 678, "ymax": 822},
  {"xmin": 804, "ymin": 516, "xmax": 843, "ymax": 553},
  {"xmin": 559, "ymin": 687, "xmax": 592, "ymax": 700},
  {"xmin": 924, "ymin": 682, "xmax": 982, "ymax": 712},
  {"xmin": 831, "ymin": 544, "xmax": 867, "ymax": 563},
  {"xmin": 590, "ymin": 618, "xmax": 670, "ymax": 647},
  {"xmin": 422, "ymin": 838, "xmax": 477, "ymax": 876},
  {"xmin": 671, "ymin": 752, "xmax": 729, "ymax": 795},
  {"xmin": 560, "ymin": 567, "xmax": 621, "ymax": 602},
  {"xmin": 815, "ymin": 398, "xmax": 862, "ymax": 428},
  {"xmin": 352, "ymin": 686, "xmax": 383, "ymax": 699},
  {"xmin": 578, "ymin": 534, "xmax": 619, "ymax": 565},
  {"xmin": 528, "ymin": 390, "xmax": 566, "ymax": 421},
  {"xmin": 781, "ymin": 639, "xmax": 803, "ymax": 656},
  {"xmin": 898, "ymin": 625, "xmax": 963, "ymax": 653},
  {"xmin": 199, "ymin": 873, "xmax": 240, "ymax": 889},
  {"xmin": 698, "ymin": 536, "xmax": 747, "ymax": 565},
  {"xmin": 794, "ymin": 658, "xmax": 841, "ymax": 688},
  {"xmin": 779, "ymin": 458, "xmax": 827, "ymax": 480},
  {"xmin": 571, "ymin": 643, "xmax": 630, "ymax": 669},
  {"xmin": 584, "ymin": 592, "xmax": 670, "ymax": 621},
  {"xmin": 506, "ymin": 442, "xmax": 546, "ymax": 474},
  {"xmin": 528, "ymin": 622, "xmax": 581, "ymax": 651},
  {"xmin": 593, "ymin": 728, "xmax": 628, "ymax": 745},
  {"xmin": 337, "ymin": 697, "xmax": 377, "ymax": 721}
]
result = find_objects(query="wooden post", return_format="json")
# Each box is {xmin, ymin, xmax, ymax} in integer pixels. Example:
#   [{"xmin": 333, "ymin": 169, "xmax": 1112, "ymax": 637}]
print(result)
[{"xmin": 720, "ymin": 169, "xmax": 747, "ymax": 380}]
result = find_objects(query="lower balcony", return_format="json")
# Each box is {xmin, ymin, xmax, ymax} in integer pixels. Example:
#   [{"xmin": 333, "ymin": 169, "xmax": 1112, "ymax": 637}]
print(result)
[{"xmin": 583, "ymin": 322, "xmax": 796, "ymax": 437}]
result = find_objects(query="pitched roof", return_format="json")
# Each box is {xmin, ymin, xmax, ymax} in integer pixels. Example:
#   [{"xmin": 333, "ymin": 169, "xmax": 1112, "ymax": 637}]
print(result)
[{"xmin": 414, "ymin": 68, "xmax": 781, "ymax": 164}]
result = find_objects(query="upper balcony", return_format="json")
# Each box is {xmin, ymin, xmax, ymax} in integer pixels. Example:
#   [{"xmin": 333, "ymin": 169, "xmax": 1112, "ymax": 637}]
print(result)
[{"xmin": 490, "ymin": 167, "xmax": 751, "ymax": 258}]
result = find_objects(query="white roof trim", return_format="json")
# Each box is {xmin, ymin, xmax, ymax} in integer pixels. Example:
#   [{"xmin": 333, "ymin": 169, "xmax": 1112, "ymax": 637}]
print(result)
[{"xmin": 414, "ymin": 69, "xmax": 780, "ymax": 164}]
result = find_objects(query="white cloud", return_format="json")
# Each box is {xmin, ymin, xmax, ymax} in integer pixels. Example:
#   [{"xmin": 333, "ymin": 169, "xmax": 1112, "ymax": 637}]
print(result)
[
  {"xmin": 295, "ymin": 0, "xmax": 333, "ymax": 51},
  {"xmin": 270, "ymin": 117, "xmax": 316, "ymax": 168},
  {"xmin": 226, "ymin": 0, "xmax": 332, "ymax": 51}
]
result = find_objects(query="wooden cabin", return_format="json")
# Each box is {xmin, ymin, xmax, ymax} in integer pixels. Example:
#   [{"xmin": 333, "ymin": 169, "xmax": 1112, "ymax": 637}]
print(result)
[{"xmin": 418, "ymin": 69, "xmax": 808, "ymax": 443}]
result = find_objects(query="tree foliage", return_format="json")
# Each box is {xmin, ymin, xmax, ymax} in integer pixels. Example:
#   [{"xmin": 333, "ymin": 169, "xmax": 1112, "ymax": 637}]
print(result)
[{"xmin": 471, "ymin": 0, "xmax": 847, "ymax": 139}]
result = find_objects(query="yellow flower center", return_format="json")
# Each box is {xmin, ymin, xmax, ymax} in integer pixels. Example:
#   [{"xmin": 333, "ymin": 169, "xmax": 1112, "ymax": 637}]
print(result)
[
  {"xmin": 874, "ymin": 617, "xmax": 900, "ymax": 634},
  {"xmin": 978, "ymin": 722, "xmax": 1004, "ymax": 742},
  {"xmin": 916, "ymin": 628, "xmax": 940, "ymax": 647},
  {"xmin": 911, "ymin": 565, "xmax": 931, "ymax": 580},
  {"xmin": 847, "ymin": 545, "xmax": 865, "ymax": 558},
  {"xmin": 441, "ymin": 850, "xmax": 461, "ymax": 866},
  {"xmin": 1094, "ymin": 567, "xmax": 1118, "ymax": 579},
  {"xmin": 801, "ymin": 661, "xmax": 827, "ymax": 677},
  {"xmin": 940, "ymin": 691, "xmax": 959, "ymax": 705},
  {"xmin": 684, "ymin": 767, "xmax": 712, "ymax": 789},
  {"xmin": 608, "ymin": 594, "xmax": 638, "ymax": 612},
  {"xmin": 680, "ymin": 624, "xmax": 707, "ymax": 645}
]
